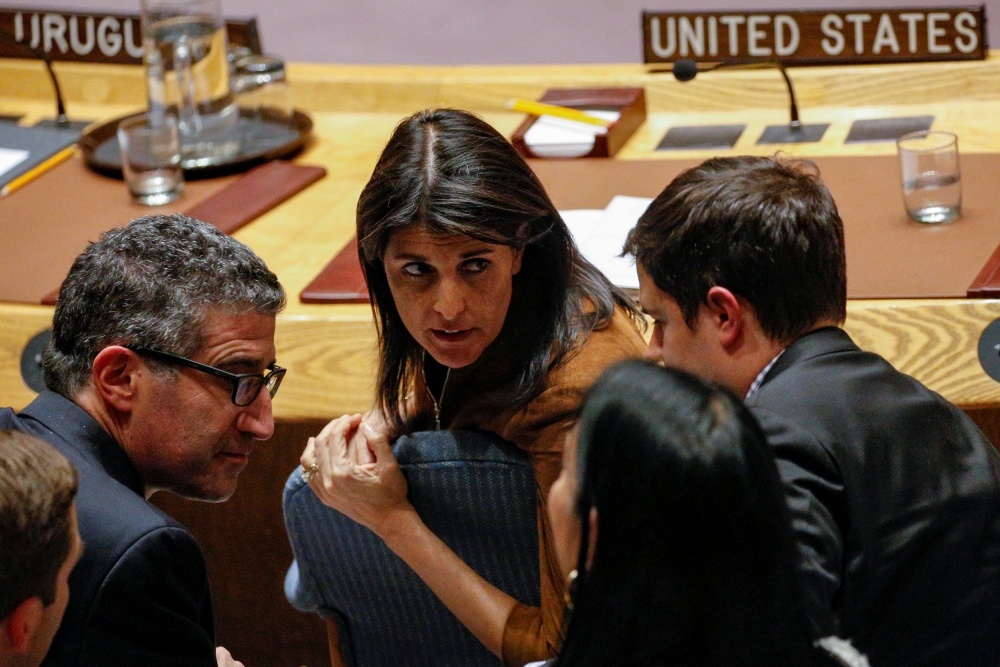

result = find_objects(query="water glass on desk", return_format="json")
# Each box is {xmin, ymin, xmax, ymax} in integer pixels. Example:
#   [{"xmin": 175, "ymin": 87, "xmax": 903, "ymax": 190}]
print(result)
[
  {"xmin": 896, "ymin": 130, "xmax": 961, "ymax": 224},
  {"xmin": 117, "ymin": 115, "xmax": 184, "ymax": 206}
]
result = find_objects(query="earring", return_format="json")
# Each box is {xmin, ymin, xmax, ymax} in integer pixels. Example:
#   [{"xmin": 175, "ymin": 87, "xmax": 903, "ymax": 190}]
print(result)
[{"xmin": 563, "ymin": 569, "xmax": 578, "ymax": 610}]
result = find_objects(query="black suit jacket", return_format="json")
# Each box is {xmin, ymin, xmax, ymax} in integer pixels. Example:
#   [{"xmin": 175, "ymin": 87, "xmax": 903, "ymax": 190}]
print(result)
[
  {"xmin": 747, "ymin": 327, "xmax": 1000, "ymax": 666},
  {"xmin": 0, "ymin": 391, "xmax": 216, "ymax": 667}
]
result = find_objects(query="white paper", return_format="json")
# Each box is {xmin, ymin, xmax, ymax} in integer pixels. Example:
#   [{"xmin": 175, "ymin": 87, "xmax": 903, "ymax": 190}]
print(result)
[
  {"xmin": 524, "ymin": 110, "xmax": 620, "ymax": 158},
  {"xmin": 0, "ymin": 147, "xmax": 30, "ymax": 180},
  {"xmin": 559, "ymin": 209, "xmax": 603, "ymax": 247},
  {"xmin": 572, "ymin": 195, "xmax": 653, "ymax": 290}
]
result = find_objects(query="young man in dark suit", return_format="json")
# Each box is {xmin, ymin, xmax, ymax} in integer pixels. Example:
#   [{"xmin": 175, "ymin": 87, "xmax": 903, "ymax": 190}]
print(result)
[
  {"xmin": 624, "ymin": 156, "xmax": 1000, "ymax": 666},
  {"xmin": 0, "ymin": 214, "xmax": 286, "ymax": 667},
  {"xmin": 0, "ymin": 430, "xmax": 81, "ymax": 667}
]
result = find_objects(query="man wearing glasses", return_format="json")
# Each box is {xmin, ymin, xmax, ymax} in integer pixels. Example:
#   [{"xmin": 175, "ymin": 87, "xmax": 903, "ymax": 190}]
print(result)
[{"xmin": 0, "ymin": 214, "xmax": 285, "ymax": 667}]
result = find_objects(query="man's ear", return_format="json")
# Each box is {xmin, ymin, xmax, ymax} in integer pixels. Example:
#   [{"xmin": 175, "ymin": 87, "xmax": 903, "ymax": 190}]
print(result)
[
  {"xmin": 90, "ymin": 346, "xmax": 143, "ymax": 414},
  {"xmin": 1, "ymin": 597, "xmax": 44, "ymax": 653},
  {"xmin": 705, "ymin": 286, "xmax": 744, "ymax": 349}
]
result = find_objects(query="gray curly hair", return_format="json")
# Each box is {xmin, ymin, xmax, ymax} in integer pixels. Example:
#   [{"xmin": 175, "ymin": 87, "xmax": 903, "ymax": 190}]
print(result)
[{"xmin": 42, "ymin": 214, "xmax": 286, "ymax": 398}]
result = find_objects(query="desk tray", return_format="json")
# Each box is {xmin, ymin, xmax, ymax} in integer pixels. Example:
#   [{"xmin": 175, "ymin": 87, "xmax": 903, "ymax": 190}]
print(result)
[{"xmin": 81, "ymin": 108, "xmax": 313, "ymax": 179}]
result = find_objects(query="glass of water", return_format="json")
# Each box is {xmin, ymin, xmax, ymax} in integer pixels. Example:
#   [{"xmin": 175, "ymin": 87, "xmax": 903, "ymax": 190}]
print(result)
[
  {"xmin": 896, "ymin": 130, "xmax": 961, "ymax": 224},
  {"xmin": 117, "ymin": 114, "xmax": 184, "ymax": 206}
]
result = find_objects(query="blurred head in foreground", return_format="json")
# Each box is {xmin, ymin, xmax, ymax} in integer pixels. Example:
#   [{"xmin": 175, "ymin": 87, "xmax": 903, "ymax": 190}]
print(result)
[
  {"xmin": 548, "ymin": 360, "xmax": 835, "ymax": 667},
  {"xmin": 0, "ymin": 430, "xmax": 81, "ymax": 667}
]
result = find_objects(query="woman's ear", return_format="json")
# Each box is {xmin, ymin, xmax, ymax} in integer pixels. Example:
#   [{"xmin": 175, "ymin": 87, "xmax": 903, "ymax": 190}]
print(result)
[
  {"xmin": 511, "ymin": 245, "xmax": 525, "ymax": 276},
  {"xmin": 585, "ymin": 507, "xmax": 598, "ymax": 571}
]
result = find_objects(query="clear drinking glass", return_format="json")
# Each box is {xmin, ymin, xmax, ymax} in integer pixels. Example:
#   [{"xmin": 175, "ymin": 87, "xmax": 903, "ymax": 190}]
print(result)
[
  {"xmin": 896, "ymin": 130, "xmax": 961, "ymax": 224},
  {"xmin": 141, "ymin": 0, "xmax": 239, "ymax": 166},
  {"xmin": 117, "ymin": 114, "xmax": 184, "ymax": 206},
  {"xmin": 232, "ymin": 55, "xmax": 293, "ymax": 122}
]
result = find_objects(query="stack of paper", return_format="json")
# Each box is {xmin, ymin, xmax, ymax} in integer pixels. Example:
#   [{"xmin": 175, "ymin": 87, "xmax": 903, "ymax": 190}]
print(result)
[
  {"xmin": 523, "ymin": 110, "xmax": 620, "ymax": 158},
  {"xmin": 561, "ymin": 195, "xmax": 653, "ymax": 291},
  {"xmin": 0, "ymin": 148, "xmax": 29, "ymax": 182}
]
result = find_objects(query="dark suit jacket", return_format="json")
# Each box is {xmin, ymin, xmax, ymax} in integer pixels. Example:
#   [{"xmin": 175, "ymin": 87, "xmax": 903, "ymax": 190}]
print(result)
[
  {"xmin": 747, "ymin": 327, "xmax": 1000, "ymax": 666},
  {"xmin": 0, "ymin": 391, "xmax": 216, "ymax": 667}
]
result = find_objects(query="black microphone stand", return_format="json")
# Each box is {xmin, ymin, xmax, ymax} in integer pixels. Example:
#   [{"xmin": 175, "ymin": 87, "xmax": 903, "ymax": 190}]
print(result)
[
  {"xmin": 0, "ymin": 26, "xmax": 71, "ymax": 127},
  {"xmin": 661, "ymin": 59, "xmax": 825, "ymax": 144}
]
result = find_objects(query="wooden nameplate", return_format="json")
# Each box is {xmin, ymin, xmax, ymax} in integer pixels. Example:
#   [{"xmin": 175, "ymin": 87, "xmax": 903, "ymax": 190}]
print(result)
[
  {"xmin": 510, "ymin": 88, "xmax": 646, "ymax": 159},
  {"xmin": 968, "ymin": 245, "xmax": 1000, "ymax": 297},
  {"xmin": 300, "ymin": 237, "xmax": 370, "ymax": 304},
  {"xmin": 184, "ymin": 160, "xmax": 326, "ymax": 235}
]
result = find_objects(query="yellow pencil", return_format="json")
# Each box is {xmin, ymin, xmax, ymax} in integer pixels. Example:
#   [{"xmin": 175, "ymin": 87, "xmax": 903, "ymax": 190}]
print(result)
[
  {"xmin": 0, "ymin": 145, "xmax": 77, "ymax": 198},
  {"xmin": 507, "ymin": 99, "xmax": 614, "ymax": 128}
]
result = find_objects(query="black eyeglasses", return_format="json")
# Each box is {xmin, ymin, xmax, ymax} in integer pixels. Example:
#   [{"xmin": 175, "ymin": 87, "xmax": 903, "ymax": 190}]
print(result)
[{"xmin": 129, "ymin": 347, "xmax": 286, "ymax": 407}]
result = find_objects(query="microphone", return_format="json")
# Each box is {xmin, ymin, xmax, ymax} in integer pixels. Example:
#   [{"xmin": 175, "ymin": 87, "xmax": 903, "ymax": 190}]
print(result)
[
  {"xmin": 671, "ymin": 58, "xmax": 801, "ymax": 131},
  {"xmin": 671, "ymin": 58, "xmax": 700, "ymax": 83},
  {"xmin": 0, "ymin": 26, "xmax": 70, "ymax": 127}
]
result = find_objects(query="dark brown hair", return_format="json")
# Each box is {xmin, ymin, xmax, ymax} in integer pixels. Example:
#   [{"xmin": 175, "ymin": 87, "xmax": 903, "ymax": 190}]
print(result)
[
  {"xmin": 357, "ymin": 109, "xmax": 640, "ymax": 436},
  {"xmin": 623, "ymin": 156, "xmax": 846, "ymax": 343},
  {"xmin": 0, "ymin": 430, "xmax": 78, "ymax": 620}
]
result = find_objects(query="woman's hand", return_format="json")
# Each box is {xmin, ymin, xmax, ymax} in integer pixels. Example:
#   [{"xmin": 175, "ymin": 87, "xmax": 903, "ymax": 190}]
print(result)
[
  {"xmin": 300, "ymin": 412, "xmax": 412, "ymax": 537},
  {"xmin": 299, "ymin": 412, "xmax": 518, "ymax": 658}
]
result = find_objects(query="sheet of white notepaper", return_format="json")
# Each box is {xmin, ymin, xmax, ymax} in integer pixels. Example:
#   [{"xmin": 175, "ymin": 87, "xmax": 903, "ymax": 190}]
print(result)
[
  {"xmin": 523, "ymin": 110, "xmax": 621, "ymax": 158},
  {"xmin": 560, "ymin": 209, "xmax": 603, "ymax": 246},
  {"xmin": 0, "ymin": 147, "xmax": 30, "ymax": 181},
  {"xmin": 560, "ymin": 195, "xmax": 653, "ymax": 290}
]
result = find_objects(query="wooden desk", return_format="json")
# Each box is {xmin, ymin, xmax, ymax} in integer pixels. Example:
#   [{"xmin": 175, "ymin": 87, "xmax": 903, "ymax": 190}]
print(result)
[
  {"xmin": 5, "ymin": 55, "xmax": 1000, "ymax": 666},
  {"xmin": 5, "ymin": 56, "xmax": 1000, "ymax": 417}
]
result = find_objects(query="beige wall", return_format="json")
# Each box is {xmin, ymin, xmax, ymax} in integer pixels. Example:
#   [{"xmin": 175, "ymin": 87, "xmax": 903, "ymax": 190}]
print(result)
[{"xmin": 2, "ymin": 0, "xmax": 996, "ymax": 64}]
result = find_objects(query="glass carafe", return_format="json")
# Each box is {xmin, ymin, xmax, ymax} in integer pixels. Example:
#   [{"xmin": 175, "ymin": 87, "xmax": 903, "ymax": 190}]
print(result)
[{"xmin": 141, "ymin": 0, "xmax": 239, "ymax": 166}]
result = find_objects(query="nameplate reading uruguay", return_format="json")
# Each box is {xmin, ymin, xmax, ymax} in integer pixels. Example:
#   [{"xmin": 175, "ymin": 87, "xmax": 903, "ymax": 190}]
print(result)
[
  {"xmin": 642, "ymin": 7, "xmax": 986, "ymax": 65},
  {"xmin": 0, "ymin": 8, "xmax": 261, "ymax": 65}
]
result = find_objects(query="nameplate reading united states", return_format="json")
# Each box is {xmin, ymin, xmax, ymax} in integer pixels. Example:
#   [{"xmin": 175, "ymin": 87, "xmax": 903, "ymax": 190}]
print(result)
[
  {"xmin": 0, "ymin": 7, "xmax": 260, "ymax": 64},
  {"xmin": 642, "ymin": 7, "xmax": 986, "ymax": 65}
]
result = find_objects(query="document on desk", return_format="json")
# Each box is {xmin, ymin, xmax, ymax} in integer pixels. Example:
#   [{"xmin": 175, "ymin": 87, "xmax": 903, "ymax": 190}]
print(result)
[
  {"xmin": 0, "ymin": 123, "xmax": 80, "ymax": 189},
  {"xmin": 0, "ymin": 147, "xmax": 29, "ymax": 180},
  {"xmin": 560, "ymin": 195, "xmax": 653, "ymax": 290}
]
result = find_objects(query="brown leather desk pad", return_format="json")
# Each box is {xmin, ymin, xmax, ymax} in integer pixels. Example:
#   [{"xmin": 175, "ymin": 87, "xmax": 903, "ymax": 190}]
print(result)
[
  {"xmin": 0, "ymin": 157, "xmax": 325, "ymax": 304},
  {"xmin": 301, "ymin": 154, "xmax": 1000, "ymax": 304}
]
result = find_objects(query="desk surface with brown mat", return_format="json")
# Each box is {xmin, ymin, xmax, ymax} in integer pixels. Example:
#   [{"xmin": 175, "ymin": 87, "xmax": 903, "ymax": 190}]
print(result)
[{"xmin": 6, "ymin": 55, "xmax": 1000, "ymax": 667}]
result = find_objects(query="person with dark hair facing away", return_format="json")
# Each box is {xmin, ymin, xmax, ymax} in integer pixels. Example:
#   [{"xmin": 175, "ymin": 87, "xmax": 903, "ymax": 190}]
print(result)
[
  {"xmin": 546, "ymin": 360, "xmax": 866, "ymax": 667},
  {"xmin": 300, "ymin": 108, "xmax": 646, "ymax": 666},
  {"xmin": 0, "ymin": 430, "xmax": 81, "ymax": 667},
  {"xmin": 623, "ymin": 155, "xmax": 1000, "ymax": 666},
  {"xmin": 1, "ymin": 214, "xmax": 287, "ymax": 667}
]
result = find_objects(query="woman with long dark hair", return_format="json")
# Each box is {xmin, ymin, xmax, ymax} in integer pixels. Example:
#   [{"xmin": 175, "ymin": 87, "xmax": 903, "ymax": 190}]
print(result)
[
  {"xmin": 301, "ymin": 108, "xmax": 646, "ymax": 665},
  {"xmin": 547, "ymin": 360, "xmax": 868, "ymax": 667}
]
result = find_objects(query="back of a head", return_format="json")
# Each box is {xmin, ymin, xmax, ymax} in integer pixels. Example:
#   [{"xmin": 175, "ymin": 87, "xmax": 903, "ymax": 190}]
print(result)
[
  {"xmin": 623, "ymin": 156, "xmax": 847, "ymax": 344},
  {"xmin": 41, "ymin": 214, "xmax": 286, "ymax": 398},
  {"xmin": 0, "ymin": 430, "xmax": 78, "ymax": 623},
  {"xmin": 559, "ymin": 360, "xmax": 819, "ymax": 667}
]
